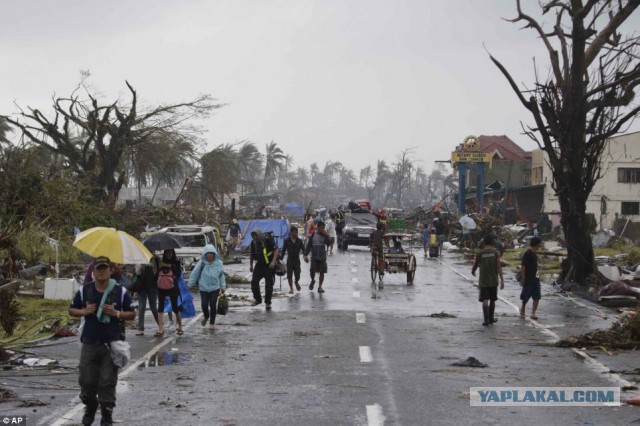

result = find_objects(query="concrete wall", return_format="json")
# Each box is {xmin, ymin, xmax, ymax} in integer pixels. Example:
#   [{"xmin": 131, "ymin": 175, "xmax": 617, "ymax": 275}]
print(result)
[{"xmin": 539, "ymin": 131, "xmax": 640, "ymax": 230}]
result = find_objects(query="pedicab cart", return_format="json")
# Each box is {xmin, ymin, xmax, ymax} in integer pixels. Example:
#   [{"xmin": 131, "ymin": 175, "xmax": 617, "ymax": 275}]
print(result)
[{"xmin": 370, "ymin": 232, "xmax": 417, "ymax": 285}]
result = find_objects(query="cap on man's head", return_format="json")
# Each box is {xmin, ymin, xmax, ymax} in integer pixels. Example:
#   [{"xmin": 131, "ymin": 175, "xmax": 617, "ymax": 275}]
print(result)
[
  {"xmin": 94, "ymin": 256, "xmax": 111, "ymax": 268},
  {"xmin": 232, "ymin": 219, "xmax": 238, "ymax": 224}
]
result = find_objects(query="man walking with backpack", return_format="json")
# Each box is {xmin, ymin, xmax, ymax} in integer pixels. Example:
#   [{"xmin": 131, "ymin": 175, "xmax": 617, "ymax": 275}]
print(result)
[
  {"xmin": 68, "ymin": 256, "xmax": 136, "ymax": 425},
  {"xmin": 304, "ymin": 219, "xmax": 330, "ymax": 293},
  {"xmin": 250, "ymin": 228, "xmax": 279, "ymax": 310}
]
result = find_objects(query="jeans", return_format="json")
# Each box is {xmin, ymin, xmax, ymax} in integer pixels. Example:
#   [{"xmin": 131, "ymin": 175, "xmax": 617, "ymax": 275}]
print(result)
[
  {"xmin": 78, "ymin": 343, "xmax": 118, "ymax": 408},
  {"xmin": 137, "ymin": 286, "xmax": 158, "ymax": 331},
  {"xmin": 251, "ymin": 266, "xmax": 275, "ymax": 304},
  {"xmin": 200, "ymin": 289, "xmax": 220, "ymax": 324}
]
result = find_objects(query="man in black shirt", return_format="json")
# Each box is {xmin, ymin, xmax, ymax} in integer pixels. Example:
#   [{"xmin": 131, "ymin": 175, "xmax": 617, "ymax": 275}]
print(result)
[
  {"xmin": 250, "ymin": 228, "xmax": 279, "ymax": 310},
  {"xmin": 280, "ymin": 226, "xmax": 304, "ymax": 293},
  {"xmin": 519, "ymin": 237, "xmax": 542, "ymax": 320}
]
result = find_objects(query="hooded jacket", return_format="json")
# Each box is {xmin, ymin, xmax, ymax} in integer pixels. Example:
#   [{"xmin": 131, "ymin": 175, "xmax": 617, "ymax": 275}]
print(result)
[{"xmin": 187, "ymin": 244, "xmax": 226, "ymax": 292}]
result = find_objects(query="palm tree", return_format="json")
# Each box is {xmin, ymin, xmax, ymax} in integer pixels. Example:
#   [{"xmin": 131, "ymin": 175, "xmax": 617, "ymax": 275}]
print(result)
[
  {"xmin": 201, "ymin": 143, "xmax": 237, "ymax": 206},
  {"xmin": 295, "ymin": 167, "xmax": 310, "ymax": 188},
  {"xmin": 235, "ymin": 140, "xmax": 262, "ymax": 195},
  {"xmin": 261, "ymin": 141, "xmax": 286, "ymax": 194},
  {"xmin": 124, "ymin": 134, "xmax": 197, "ymax": 205},
  {"xmin": 338, "ymin": 166, "xmax": 357, "ymax": 192},
  {"xmin": 360, "ymin": 165, "xmax": 375, "ymax": 201},
  {"xmin": 309, "ymin": 163, "xmax": 320, "ymax": 187},
  {"xmin": 374, "ymin": 160, "xmax": 390, "ymax": 206},
  {"xmin": 277, "ymin": 154, "xmax": 294, "ymax": 191}
]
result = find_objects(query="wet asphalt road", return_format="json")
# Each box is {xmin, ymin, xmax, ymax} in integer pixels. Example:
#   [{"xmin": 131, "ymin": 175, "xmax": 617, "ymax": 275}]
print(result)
[{"xmin": 3, "ymin": 247, "xmax": 640, "ymax": 425}]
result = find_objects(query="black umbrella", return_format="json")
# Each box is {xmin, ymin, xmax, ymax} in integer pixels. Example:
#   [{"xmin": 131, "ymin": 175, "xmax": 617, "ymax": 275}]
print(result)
[{"xmin": 142, "ymin": 233, "xmax": 184, "ymax": 251}]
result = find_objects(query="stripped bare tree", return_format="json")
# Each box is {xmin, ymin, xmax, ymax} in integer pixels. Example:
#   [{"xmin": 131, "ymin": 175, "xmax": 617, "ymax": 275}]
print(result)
[
  {"xmin": 490, "ymin": 0, "xmax": 640, "ymax": 284},
  {"xmin": 3, "ymin": 80, "xmax": 222, "ymax": 207}
]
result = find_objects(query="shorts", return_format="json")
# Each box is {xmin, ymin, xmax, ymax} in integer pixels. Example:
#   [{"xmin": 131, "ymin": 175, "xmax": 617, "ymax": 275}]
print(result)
[
  {"xmin": 310, "ymin": 259, "xmax": 328, "ymax": 275},
  {"xmin": 520, "ymin": 279, "xmax": 541, "ymax": 302},
  {"xmin": 327, "ymin": 237, "xmax": 335, "ymax": 246},
  {"xmin": 478, "ymin": 286, "xmax": 498, "ymax": 302}
]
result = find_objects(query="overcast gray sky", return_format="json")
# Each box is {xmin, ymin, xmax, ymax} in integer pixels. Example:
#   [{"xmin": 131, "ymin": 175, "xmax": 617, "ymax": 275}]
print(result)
[{"xmin": 2, "ymin": 0, "xmax": 639, "ymax": 175}]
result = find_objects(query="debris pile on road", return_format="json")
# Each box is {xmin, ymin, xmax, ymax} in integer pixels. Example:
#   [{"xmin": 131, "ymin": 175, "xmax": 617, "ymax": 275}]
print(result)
[
  {"xmin": 451, "ymin": 357, "xmax": 488, "ymax": 368},
  {"xmin": 0, "ymin": 387, "xmax": 17, "ymax": 402},
  {"xmin": 428, "ymin": 311, "xmax": 457, "ymax": 318},
  {"xmin": 557, "ymin": 312, "xmax": 640, "ymax": 350}
]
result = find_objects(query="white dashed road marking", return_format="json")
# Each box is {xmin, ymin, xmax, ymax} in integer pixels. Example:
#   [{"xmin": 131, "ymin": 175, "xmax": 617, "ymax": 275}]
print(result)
[
  {"xmin": 366, "ymin": 404, "xmax": 386, "ymax": 426},
  {"xmin": 356, "ymin": 313, "xmax": 366, "ymax": 323},
  {"xmin": 353, "ymin": 291, "xmax": 361, "ymax": 298},
  {"xmin": 359, "ymin": 346, "xmax": 373, "ymax": 362}
]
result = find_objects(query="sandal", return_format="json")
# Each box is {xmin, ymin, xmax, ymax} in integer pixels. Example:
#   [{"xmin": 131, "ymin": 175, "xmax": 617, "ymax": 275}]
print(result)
[
  {"xmin": 530, "ymin": 315, "xmax": 538, "ymax": 320},
  {"xmin": 154, "ymin": 331, "xmax": 164, "ymax": 337},
  {"xmin": 317, "ymin": 287, "xmax": 325, "ymax": 293},
  {"xmin": 177, "ymin": 329, "xmax": 184, "ymax": 335},
  {"xmin": 135, "ymin": 331, "xmax": 144, "ymax": 336}
]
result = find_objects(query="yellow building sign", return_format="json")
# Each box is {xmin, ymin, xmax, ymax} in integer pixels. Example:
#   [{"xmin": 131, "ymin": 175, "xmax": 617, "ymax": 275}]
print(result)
[{"xmin": 451, "ymin": 151, "xmax": 492, "ymax": 163}]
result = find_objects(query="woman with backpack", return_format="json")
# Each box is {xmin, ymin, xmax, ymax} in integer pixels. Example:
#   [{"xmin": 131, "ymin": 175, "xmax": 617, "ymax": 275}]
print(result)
[
  {"xmin": 188, "ymin": 244, "xmax": 226, "ymax": 330},
  {"xmin": 156, "ymin": 249, "xmax": 183, "ymax": 337}
]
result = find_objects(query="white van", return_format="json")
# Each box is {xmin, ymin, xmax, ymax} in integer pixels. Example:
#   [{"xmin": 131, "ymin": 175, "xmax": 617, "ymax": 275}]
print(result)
[{"xmin": 158, "ymin": 225, "xmax": 221, "ymax": 276}]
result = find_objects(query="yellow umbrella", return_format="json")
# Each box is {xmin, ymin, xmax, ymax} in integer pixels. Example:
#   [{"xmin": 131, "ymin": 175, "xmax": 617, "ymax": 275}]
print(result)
[{"xmin": 73, "ymin": 227, "xmax": 153, "ymax": 264}]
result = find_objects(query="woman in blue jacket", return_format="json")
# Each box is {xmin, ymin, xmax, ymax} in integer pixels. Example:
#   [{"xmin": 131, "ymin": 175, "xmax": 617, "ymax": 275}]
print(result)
[{"xmin": 188, "ymin": 244, "xmax": 226, "ymax": 330}]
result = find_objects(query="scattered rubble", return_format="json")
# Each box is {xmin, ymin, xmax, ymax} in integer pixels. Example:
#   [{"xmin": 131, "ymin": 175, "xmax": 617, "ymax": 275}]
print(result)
[
  {"xmin": 557, "ymin": 313, "xmax": 640, "ymax": 350},
  {"xmin": 451, "ymin": 357, "xmax": 488, "ymax": 368},
  {"xmin": 0, "ymin": 387, "xmax": 17, "ymax": 402},
  {"xmin": 428, "ymin": 312, "xmax": 457, "ymax": 318}
]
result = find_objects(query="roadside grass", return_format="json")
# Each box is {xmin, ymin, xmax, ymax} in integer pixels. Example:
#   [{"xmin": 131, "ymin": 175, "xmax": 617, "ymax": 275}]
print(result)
[{"xmin": 0, "ymin": 297, "xmax": 73, "ymax": 346}]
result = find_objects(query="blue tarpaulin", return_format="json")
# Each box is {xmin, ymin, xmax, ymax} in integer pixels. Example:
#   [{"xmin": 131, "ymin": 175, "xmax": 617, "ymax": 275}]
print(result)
[
  {"xmin": 238, "ymin": 219, "xmax": 290, "ymax": 249},
  {"xmin": 284, "ymin": 202, "xmax": 304, "ymax": 216},
  {"xmin": 162, "ymin": 273, "xmax": 196, "ymax": 318}
]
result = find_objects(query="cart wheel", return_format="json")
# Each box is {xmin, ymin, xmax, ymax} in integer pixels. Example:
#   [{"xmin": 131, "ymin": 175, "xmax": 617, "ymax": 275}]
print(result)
[
  {"xmin": 407, "ymin": 254, "xmax": 416, "ymax": 284},
  {"xmin": 370, "ymin": 255, "xmax": 378, "ymax": 283}
]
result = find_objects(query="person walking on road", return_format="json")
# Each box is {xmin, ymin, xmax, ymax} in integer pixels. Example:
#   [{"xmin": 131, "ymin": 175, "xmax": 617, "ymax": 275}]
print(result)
[
  {"xmin": 325, "ymin": 215, "xmax": 337, "ymax": 255},
  {"xmin": 471, "ymin": 235, "xmax": 504, "ymax": 326},
  {"xmin": 156, "ymin": 249, "xmax": 183, "ymax": 337},
  {"xmin": 422, "ymin": 224, "xmax": 430, "ymax": 257},
  {"xmin": 188, "ymin": 244, "xmax": 226, "ymax": 330},
  {"xmin": 229, "ymin": 219, "xmax": 241, "ymax": 250},
  {"xmin": 68, "ymin": 256, "xmax": 135, "ymax": 426},
  {"xmin": 370, "ymin": 222, "xmax": 387, "ymax": 279},
  {"xmin": 433, "ymin": 218, "xmax": 445, "ymax": 255},
  {"xmin": 520, "ymin": 237, "xmax": 542, "ymax": 320},
  {"xmin": 280, "ymin": 226, "xmax": 304, "ymax": 294},
  {"xmin": 134, "ymin": 256, "xmax": 159, "ymax": 336},
  {"xmin": 250, "ymin": 228, "xmax": 279, "ymax": 310},
  {"xmin": 304, "ymin": 219, "xmax": 330, "ymax": 293}
]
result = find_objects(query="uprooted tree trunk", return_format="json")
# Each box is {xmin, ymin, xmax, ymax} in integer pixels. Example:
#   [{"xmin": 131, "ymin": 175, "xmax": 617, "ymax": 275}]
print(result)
[{"xmin": 490, "ymin": 0, "xmax": 640, "ymax": 285}]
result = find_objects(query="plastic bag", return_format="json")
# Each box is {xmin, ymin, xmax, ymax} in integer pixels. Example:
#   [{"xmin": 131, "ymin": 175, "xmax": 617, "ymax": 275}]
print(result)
[{"xmin": 109, "ymin": 340, "xmax": 131, "ymax": 368}]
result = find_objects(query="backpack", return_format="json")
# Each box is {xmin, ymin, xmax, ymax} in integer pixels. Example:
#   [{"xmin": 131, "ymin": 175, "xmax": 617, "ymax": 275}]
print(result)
[{"xmin": 157, "ymin": 267, "xmax": 176, "ymax": 290}]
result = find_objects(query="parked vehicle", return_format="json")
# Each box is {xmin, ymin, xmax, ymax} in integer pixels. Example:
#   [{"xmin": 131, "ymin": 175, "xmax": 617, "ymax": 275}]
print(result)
[
  {"xmin": 158, "ymin": 225, "xmax": 222, "ymax": 276},
  {"xmin": 340, "ymin": 212, "xmax": 378, "ymax": 250}
]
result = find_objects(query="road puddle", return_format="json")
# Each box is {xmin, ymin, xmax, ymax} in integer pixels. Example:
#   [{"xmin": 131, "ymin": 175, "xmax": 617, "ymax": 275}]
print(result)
[{"xmin": 139, "ymin": 351, "xmax": 193, "ymax": 368}]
